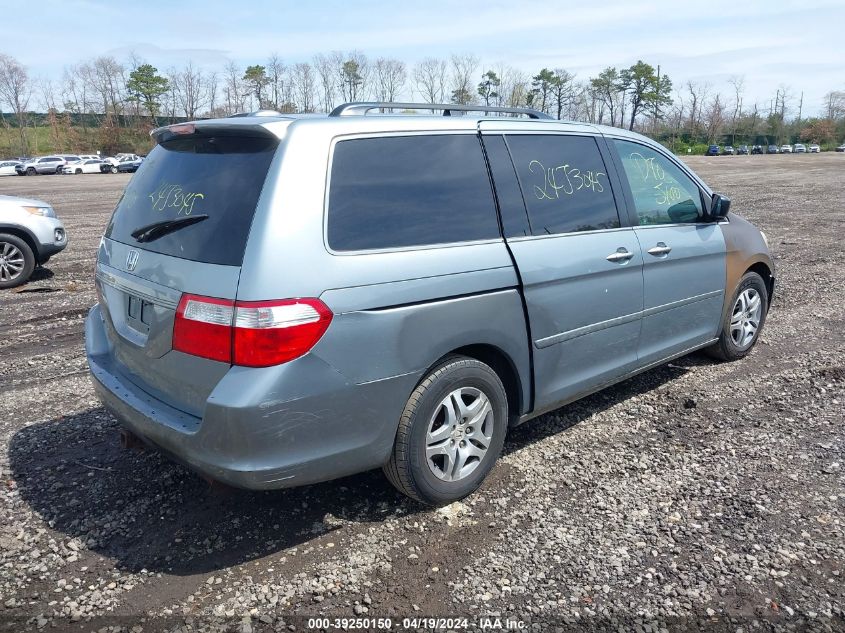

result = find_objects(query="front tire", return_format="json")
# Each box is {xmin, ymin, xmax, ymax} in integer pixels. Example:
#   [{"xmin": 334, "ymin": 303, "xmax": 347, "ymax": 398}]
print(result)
[
  {"xmin": 0, "ymin": 233, "xmax": 35, "ymax": 289},
  {"xmin": 110, "ymin": 165, "xmax": 118, "ymax": 174},
  {"xmin": 383, "ymin": 355, "xmax": 508, "ymax": 506},
  {"xmin": 706, "ymin": 271, "xmax": 768, "ymax": 361}
]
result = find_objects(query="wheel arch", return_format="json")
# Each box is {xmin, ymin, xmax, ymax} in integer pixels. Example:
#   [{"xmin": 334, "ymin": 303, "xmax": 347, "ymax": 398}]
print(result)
[
  {"xmin": 746, "ymin": 261, "xmax": 775, "ymax": 306},
  {"xmin": 0, "ymin": 225, "xmax": 39, "ymax": 260},
  {"xmin": 428, "ymin": 343, "xmax": 525, "ymax": 426}
]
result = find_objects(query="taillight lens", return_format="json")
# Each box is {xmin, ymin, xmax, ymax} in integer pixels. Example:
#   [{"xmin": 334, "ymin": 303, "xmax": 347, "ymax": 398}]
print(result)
[
  {"xmin": 173, "ymin": 294, "xmax": 235, "ymax": 363},
  {"xmin": 233, "ymin": 299, "xmax": 332, "ymax": 367},
  {"xmin": 172, "ymin": 295, "xmax": 332, "ymax": 367}
]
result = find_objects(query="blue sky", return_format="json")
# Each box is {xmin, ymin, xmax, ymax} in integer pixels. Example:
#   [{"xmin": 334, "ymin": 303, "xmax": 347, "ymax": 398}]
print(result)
[{"xmin": 3, "ymin": 0, "xmax": 843, "ymax": 115}]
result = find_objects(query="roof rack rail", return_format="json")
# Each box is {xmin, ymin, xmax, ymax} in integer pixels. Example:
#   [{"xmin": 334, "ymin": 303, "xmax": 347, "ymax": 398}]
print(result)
[
  {"xmin": 228, "ymin": 109, "xmax": 283, "ymax": 118},
  {"xmin": 329, "ymin": 102, "xmax": 553, "ymax": 120}
]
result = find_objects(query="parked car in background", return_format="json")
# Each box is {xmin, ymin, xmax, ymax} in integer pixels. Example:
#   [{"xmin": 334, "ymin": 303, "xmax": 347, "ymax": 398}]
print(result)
[
  {"xmin": 706, "ymin": 144, "xmax": 720, "ymax": 156},
  {"xmin": 102, "ymin": 153, "xmax": 141, "ymax": 166},
  {"xmin": 766, "ymin": 145, "xmax": 780, "ymax": 154},
  {"xmin": 736, "ymin": 145, "xmax": 749, "ymax": 155},
  {"xmin": 101, "ymin": 154, "xmax": 143, "ymax": 174},
  {"xmin": 722, "ymin": 146, "xmax": 735, "ymax": 155},
  {"xmin": 0, "ymin": 161, "xmax": 21, "ymax": 176},
  {"xmin": 780, "ymin": 144, "xmax": 793, "ymax": 153},
  {"xmin": 835, "ymin": 143, "xmax": 845, "ymax": 152},
  {"xmin": 808, "ymin": 144, "xmax": 820, "ymax": 153},
  {"xmin": 116, "ymin": 157, "xmax": 143, "ymax": 173},
  {"xmin": 85, "ymin": 104, "xmax": 775, "ymax": 505},
  {"xmin": 0, "ymin": 194, "xmax": 67, "ymax": 288},
  {"xmin": 751, "ymin": 145, "xmax": 763, "ymax": 155},
  {"xmin": 15, "ymin": 156, "xmax": 67, "ymax": 175},
  {"xmin": 63, "ymin": 159, "xmax": 104, "ymax": 174},
  {"xmin": 793, "ymin": 143, "xmax": 807, "ymax": 153}
]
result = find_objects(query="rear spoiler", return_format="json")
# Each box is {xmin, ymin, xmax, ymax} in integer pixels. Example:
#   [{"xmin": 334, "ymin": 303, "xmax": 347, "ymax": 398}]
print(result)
[{"xmin": 150, "ymin": 120, "xmax": 286, "ymax": 144}]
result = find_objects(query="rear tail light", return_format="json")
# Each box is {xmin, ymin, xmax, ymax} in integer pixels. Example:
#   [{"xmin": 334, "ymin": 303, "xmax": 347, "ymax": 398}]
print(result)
[
  {"xmin": 173, "ymin": 295, "xmax": 235, "ymax": 363},
  {"xmin": 172, "ymin": 294, "xmax": 332, "ymax": 367}
]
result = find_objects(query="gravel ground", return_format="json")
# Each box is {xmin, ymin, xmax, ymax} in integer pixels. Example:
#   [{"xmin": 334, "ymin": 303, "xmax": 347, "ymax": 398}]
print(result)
[{"xmin": 0, "ymin": 155, "xmax": 843, "ymax": 632}]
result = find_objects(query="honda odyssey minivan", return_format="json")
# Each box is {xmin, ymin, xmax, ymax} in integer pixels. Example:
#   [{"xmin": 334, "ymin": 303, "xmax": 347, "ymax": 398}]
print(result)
[{"xmin": 86, "ymin": 102, "xmax": 774, "ymax": 505}]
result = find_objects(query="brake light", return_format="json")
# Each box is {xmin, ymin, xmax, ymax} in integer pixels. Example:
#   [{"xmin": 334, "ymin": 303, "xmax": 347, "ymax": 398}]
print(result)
[
  {"xmin": 173, "ymin": 295, "xmax": 235, "ymax": 363},
  {"xmin": 172, "ymin": 295, "xmax": 332, "ymax": 367},
  {"xmin": 233, "ymin": 299, "xmax": 333, "ymax": 367},
  {"xmin": 168, "ymin": 123, "xmax": 196, "ymax": 135}
]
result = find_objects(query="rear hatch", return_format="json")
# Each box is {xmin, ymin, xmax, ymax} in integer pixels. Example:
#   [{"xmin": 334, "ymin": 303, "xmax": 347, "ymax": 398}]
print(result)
[{"xmin": 95, "ymin": 126, "xmax": 279, "ymax": 418}]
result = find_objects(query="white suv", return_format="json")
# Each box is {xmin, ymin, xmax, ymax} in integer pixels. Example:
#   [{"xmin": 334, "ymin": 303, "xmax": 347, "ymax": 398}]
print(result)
[
  {"xmin": 16, "ymin": 156, "xmax": 67, "ymax": 175},
  {"xmin": 0, "ymin": 195, "xmax": 67, "ymax": 287}
]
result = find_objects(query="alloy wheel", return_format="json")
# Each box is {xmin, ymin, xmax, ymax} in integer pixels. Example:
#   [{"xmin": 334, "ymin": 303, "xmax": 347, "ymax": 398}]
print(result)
[
  {"xmin": 425, "ymin": 386, "xmax": 494, "ymax": 482},
  {"xmin": 730, "ymin": 288, "xmax": 762, "ymax": 348},
  {"xmin": 0, "ymin": 241, "xmax": 25, "ymax": 282}
]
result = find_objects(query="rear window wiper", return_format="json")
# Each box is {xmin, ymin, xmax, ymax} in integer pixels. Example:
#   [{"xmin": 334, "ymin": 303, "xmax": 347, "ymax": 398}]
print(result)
[{"xmin": 131, "ymin": 214, "xmax": 209, "ymax": 243}]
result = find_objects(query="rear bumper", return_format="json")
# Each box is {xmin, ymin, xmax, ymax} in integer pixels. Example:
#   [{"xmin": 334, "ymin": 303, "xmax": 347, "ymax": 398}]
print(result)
[{"xmin": 85, "ymin": 304, "xmax": 416, "ymax": 490}]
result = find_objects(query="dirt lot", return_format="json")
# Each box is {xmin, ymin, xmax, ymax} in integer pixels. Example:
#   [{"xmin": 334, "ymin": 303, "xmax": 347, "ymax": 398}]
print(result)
[{"xmin": 0, "ymin": 155, "xmax": 843, "ymax": 632}]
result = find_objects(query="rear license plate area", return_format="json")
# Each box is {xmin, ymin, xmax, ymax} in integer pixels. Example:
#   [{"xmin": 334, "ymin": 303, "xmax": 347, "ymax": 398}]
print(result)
[{"xmin": 127, "ymin": 294, "xmax": 153, "ymax": 333}]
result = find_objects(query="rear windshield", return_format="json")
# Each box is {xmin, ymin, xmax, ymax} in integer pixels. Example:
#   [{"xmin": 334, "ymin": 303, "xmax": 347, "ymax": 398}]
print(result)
[{"xmin": 105, "ymin": 134, "xmax": 277, "ymax": 266}]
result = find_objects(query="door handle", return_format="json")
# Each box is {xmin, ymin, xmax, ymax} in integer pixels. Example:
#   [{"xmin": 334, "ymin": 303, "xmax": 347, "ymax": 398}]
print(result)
[
  {"xmin": 647, "ymin": 242, "xmax": 672, "ymax": 256},
  {"xmin": 606, "ymin": 248, "xmax": 634, "ymax": 263}
]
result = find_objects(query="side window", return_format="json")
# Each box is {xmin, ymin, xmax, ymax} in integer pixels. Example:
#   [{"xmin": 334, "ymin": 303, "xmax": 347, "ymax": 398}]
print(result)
[
  {"xmin": 483, "ymin": 135, "xmax": 530, "ymax": 238},
  {"xmin": 613, "ymin": 139, "xmax": 703, "ymax": 225},
  {"xmin": 327, "ymin": 135, "xmax": 499, "ymax": 251},
  {"xmin": 505, "ymin": 135, "xmax": 620, "ymax": 235}
]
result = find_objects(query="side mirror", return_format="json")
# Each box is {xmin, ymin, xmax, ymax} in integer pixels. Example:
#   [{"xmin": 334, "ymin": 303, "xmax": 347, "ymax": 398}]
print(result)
[{"xmin": 710, "ymin": 193, "xmax": 731, "ymax": 219}]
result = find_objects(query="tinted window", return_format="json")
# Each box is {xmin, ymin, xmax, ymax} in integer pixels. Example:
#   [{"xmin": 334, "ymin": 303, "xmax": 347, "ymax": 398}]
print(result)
[
  {"xmin": 105, "ymin": 134, "xmax": 278, "ymax": 266},
  {"xmin": 483, "ymin": 135, "xmax": 530, "ymax": 237},
  {"xmin": 327, "ymin": 135, "xmax": 499, "ymax": 251},
  {"xmin": 505, "ymin": 135, "xmax": 620, "ymax": 235},
  {"xmin": 613, "ymin": 139, "xmax": 703, "ymax": 225}
]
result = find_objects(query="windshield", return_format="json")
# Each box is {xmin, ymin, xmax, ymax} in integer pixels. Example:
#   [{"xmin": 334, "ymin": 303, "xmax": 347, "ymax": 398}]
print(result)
[{"xmin": 104, "ymin": 133, "xmax": 278, "ymax": 266}]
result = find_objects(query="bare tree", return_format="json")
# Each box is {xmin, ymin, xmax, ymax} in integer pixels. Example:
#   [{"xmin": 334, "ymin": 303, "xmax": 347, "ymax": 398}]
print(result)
[
  {"xmin": 266, "ymin": 54, "xmax": 287, "ymax": 111},
  {"xmin": 91, "ymin": 56, "xmax": 126, "ymax": 117},
  {"xmin": 373, "ymin": 57, "xmax": 406, "ymax": 102},
  {"xmin": 0, "ymin": 53, "xmax": 32, "ymax": 154},
  {"xmin": 704, "ymin": 93, "xmax": 726, "ymax": 143},
  {"xmin": 685, "ymin": 80, "xmax": 710, "ymax": 139},
  {"xmin": 39, "ymin": 78, "xmax": 63, "ymax": 152},
  {"xmin": 497, "ymin": 65, "xmax": 529, "ymax": 110},
  {"xmin": 61, "ymin": 65, "xmax": 90, "ymax": 141},
  {"xmin": 413, "ymin": 57, "xmax": 448, "ymax": 104},
  {"xmin": 173, "ymin": 62, "xmax": 207, "ymax": 118},
  {"xmin": 313, "ymin": 53, "xmax": 337, "ymax": 111},
  {"xmin": 449, "ymin": 54, "xmax": 478, "ymax": 104},
  {"xmin": 224, "ymin": 61, "xmax": 246, "ymax": 114},
  {"xmin": 206, "ymin": 70, "xmax": 219, "ymax": 116},
  {"xmin": 823, "ymin": 91, "xmax": 845, "ymax": 120},
  {"xmin": 728, "ymin": 76, "xmax": 744, "ymax": 145},
  {"xmin": 292, "ymin": 62, "xmax": 316, "ymax": 112}
]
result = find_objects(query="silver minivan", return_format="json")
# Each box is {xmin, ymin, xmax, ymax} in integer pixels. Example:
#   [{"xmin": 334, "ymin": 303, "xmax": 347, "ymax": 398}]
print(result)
[{"xmin": 86, "ymin": 103, "xmax": 774, "ymax": 505}]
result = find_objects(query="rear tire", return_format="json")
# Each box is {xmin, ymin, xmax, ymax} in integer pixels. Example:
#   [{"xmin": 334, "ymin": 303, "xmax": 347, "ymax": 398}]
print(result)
[
  {"xmin": 705, "ymin": 271, "xmax": 768, "ymax": 361},
  {"xmin": 0, "ymin": 233, "xmax": 35, "ymax": 289},
  {"xmin": 383, "ymin": 355, "xmax": 508, "ymax": 506}
]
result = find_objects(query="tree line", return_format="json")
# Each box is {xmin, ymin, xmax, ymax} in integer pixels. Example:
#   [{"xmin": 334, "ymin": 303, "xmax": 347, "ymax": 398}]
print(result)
[{"xmin": 1, "ymin": 50, "xmax": 842, "ymax": 156}]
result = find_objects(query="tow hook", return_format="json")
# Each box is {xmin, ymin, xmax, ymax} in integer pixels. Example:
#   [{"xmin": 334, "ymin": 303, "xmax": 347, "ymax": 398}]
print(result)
[{"xmin": 119, "ymin": 429, "xmax": 144, "ymax": 450}]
